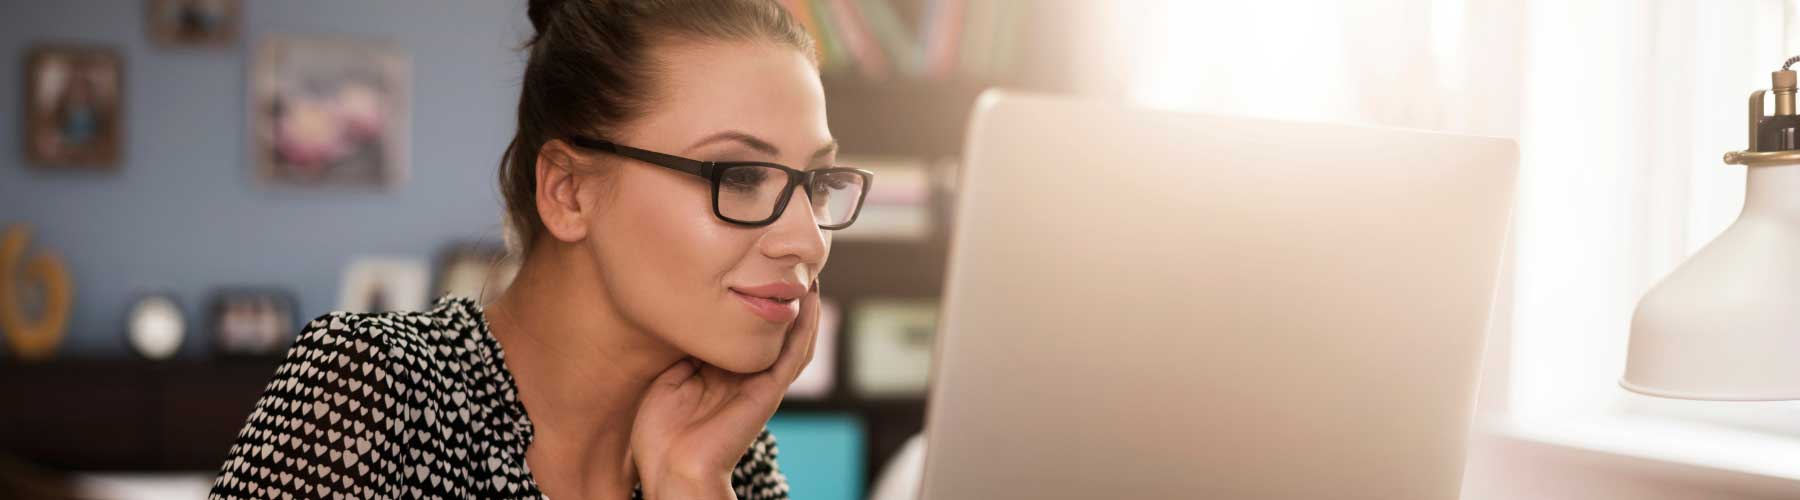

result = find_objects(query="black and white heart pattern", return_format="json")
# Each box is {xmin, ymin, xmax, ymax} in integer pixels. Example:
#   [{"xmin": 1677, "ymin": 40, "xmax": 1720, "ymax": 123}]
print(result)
[{"xmin": 208, "ymin": 296, "xmax": 792, "ymax": 500}]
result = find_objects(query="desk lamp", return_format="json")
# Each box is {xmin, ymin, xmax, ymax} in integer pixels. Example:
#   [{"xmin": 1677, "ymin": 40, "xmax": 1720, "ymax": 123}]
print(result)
[{"xmin": 1624, "ymin": 57, "xmax": 1800, "ymax": 401}]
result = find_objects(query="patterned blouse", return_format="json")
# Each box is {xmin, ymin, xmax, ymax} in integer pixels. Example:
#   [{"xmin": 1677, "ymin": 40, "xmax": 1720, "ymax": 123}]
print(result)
[{"xmin": 208, "ymin": 295, "xmax": 790, "ymax": 499}]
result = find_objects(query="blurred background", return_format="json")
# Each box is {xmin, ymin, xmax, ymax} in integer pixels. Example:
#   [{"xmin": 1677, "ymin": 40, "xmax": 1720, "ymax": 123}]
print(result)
[{"xmin": 4, "ymin": 0, "xmax": 1800, "ymax": 499}]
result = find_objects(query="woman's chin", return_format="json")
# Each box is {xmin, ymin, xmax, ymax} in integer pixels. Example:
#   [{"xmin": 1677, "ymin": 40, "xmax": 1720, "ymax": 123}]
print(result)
[
  {"xmin": 695, "ymin": 334, "xmax": 784, "ymax": 374},
  {"xmin": 705, "ymin": 352, "xmax": 779, "ymax": 374}
]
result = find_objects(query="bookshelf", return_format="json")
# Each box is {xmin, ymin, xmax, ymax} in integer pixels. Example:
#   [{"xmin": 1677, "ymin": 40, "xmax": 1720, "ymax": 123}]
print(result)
[
  {"xmin": 784, "ymin": 75, "xmax": 996, "ymax": 485},
  {"xmin": 0, "ymin": 359, "xmax": 280, "ymax": 471},
  {"xmin": 820, "ymin": 78, "xmax": 995, "ymax": 158}
]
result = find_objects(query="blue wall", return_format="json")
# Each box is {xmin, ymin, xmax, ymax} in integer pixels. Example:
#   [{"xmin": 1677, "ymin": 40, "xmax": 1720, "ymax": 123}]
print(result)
[{"xmin": 0, "ymin": 0, "xmax": 527, "ymax": 357}]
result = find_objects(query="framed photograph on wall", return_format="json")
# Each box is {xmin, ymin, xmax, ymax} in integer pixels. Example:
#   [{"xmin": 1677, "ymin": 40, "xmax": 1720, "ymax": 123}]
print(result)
[
  {"xmin": 432, "ymin": 242, "xmax": 520, "ymax": 304},
  {"xmin": 849, "ymin": 299, "xmax": 939, "ymax": 398},
  {"xmin": 250, "ymin": 35, "xmax": 409, "ymax": 189},
  {"xmin": 209, "ymin": 288, "xmax": 298, "ymax": 358},
  {"xmin": 24, "ymin": 45, "xmax": 123, "ymax": 168},
  {"xmin": 339, "ymin": 256, "xmax": 429, "ymax": 314},
  {"xmin": 786, "ymin": 298, "xmax": 841, "ymax": 399},
  {"xmin": 147, "ymin": 0, "xmax": 241, "ymax": 47},
  {"xmin": 834, "ymin": 156, "xmax": 932, "ymax": 241}
]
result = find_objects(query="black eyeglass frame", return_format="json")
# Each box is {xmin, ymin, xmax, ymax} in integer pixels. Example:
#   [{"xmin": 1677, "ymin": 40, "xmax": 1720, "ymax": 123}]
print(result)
[{"xmin": 566, "ymin": 135, "xmax": 873, "ymax": 230}]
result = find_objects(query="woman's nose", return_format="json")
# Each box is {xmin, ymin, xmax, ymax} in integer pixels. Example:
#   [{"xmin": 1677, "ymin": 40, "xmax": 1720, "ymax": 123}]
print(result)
[{"xmin": 759, "ymin": 188, "xmax": 828, "ymax": 263}]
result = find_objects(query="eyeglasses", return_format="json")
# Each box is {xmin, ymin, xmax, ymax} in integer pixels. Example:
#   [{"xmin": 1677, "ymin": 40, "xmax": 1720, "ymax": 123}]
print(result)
[{"xmin": 567, "ymin": 135, "xmax": 873, "ymax": 230}]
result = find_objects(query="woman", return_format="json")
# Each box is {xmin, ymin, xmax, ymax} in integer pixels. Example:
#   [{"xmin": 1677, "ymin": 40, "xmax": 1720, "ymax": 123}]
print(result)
[{"xmin": 208, "ymin": 0, "xmax": 872, "ymax": 498}]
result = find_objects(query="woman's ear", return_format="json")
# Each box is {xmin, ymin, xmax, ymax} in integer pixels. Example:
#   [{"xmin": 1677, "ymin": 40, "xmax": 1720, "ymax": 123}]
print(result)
[{"xmin": 534, "ymin": 139, "xmax": 593, "ymax": 243}]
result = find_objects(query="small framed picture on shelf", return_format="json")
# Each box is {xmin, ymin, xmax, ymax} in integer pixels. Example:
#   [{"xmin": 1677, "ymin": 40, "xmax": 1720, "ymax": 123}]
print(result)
[
  {"xmin": 24, "ymin": 45, "xmax": 123, "ymax": 168},
  {"xmin": 849, "ymin": 299, "xmax": 939, "ymax": 398},
  {"xmin": 147, "ymin": 0, "xmax": 241, "ymax": 47},
  {"xmin": 208, "ymin": 288, "xmax": 298, "ymax": 357},
  {"xmin": 339, "ymin": 256, "xmax": 429, "ymax": 314},
  {"xmin": 786, "ymin": 298, "xmax": 842, "ymax": 399},
  {"xmin": 432, "ymin": 242, "xmax": 520, "ymax": 304},
  {"xmin": 836, "ymin": 156, "xmax": 933, "ymax": 241},
  {"xmin": 251, "ymin": 35, "xmax": 410, "ymax": 189}
]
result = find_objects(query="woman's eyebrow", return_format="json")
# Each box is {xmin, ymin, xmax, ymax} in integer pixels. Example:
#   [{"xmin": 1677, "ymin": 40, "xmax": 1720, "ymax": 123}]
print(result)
[
  {"xmin": 811, "ymin": 140, "xmax": 838, "ymax": 161},
  {"xmin": 686, "ymin": 130, "xmax": 838, "ymax": 161},
  {"xmin": 687, "ymin": 130, "xmax": 777, "ymax": 155}
]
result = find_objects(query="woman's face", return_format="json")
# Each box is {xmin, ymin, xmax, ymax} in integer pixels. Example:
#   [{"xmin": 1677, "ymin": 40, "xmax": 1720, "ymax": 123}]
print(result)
[{"xmin": 583, "ymin": 40, "xmax": 832, "ymax": 374}]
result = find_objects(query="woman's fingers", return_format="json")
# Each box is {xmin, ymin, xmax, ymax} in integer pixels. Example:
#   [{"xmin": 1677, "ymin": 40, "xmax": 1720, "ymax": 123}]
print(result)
[
  {"xmin": 768, "ymin": 278, "xmax": 823, "ymax": 384},
  {"xmin": 651, "ymin": 357, "xmax": 698, "ymax": 388},
  {"xmin": 795, "ymin": 279, "xmax": 820, "ymax": 381}
]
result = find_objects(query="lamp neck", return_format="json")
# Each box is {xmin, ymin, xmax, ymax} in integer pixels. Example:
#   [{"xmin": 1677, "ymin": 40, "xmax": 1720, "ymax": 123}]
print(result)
[{"xmin": 1743, "ymin": 164, "xmax": 1800, "ymax": 217}]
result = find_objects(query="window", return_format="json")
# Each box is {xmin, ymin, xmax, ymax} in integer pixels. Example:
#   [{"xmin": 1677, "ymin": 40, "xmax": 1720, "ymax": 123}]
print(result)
[{"xmin": 1096, "ymin": 0, "xmax": 1800, "ymax": 448}]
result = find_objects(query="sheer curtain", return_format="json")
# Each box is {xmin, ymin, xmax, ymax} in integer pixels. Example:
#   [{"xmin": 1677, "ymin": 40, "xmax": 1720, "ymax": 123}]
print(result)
[
  {"xmin": 1508, "ymin": 0, "xmax": 1798, "ymax": 435},
  {"xmin": 1081, "ymin": 0, "xmax": 1798, "ymax": 436}
]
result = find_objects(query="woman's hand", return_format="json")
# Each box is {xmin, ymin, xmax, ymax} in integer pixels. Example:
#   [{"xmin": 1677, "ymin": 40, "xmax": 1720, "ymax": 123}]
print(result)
[{"xmin": 631, "ymin": 278, "xmax": 822, "ymax": 499}]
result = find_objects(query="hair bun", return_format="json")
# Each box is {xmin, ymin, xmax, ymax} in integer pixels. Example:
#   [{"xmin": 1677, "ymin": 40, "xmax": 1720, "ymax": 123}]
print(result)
[{"xmin": 526, "ymin": 0, "xmax": 567, "ymax": 37}]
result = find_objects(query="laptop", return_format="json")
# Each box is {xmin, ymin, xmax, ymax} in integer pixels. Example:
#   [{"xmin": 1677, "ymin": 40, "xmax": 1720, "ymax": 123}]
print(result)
[{"xmin": 917, "ymin": 90, "xmax": 1517, "ymax": 499}]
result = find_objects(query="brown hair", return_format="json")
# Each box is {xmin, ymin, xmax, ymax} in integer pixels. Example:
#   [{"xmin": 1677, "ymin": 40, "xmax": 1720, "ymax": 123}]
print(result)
[{"xmin": 500, "ymin": 0, "xmax": 816, "ymax": 256}]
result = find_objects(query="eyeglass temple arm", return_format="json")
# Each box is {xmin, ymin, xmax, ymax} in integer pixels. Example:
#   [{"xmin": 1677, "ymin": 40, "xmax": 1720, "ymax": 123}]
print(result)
[{"xmin": 566, "ymin": 136, "xmax": 713, "ymax": 177}]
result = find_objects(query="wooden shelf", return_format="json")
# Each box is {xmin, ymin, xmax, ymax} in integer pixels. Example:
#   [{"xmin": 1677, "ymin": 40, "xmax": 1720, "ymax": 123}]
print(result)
[
  {"xmin": 0, "ymin": 359, "xmax": 928, "ymax": 476},
  {"xmin": 819, "ymin": 239, "xmax": 949, "ymax": 300},
  {"xmin": 778, "ymin": 395, "xmax": 926, "ymax": 416},
  {"xmin": 0, "ymin": 359, "xmax": 279, "ymax": 471},
  {"xmin": 824, "ymin": 78, "xmax": 996, "ymax": 158},
  {"xmin": 812, "ymin": 77, "xmax": 991, "ymax": 483}
]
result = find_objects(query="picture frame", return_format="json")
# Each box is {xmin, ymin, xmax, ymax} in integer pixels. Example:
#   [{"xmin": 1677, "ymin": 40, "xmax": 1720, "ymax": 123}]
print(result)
[
  {"xmin": 147, "ymin": 0, "xmax": 242, "ymax": 47},
  {"xmin": 338, "ymin": 256, "xmax": 429, "ymax": 314},
  {"xmin": 431, "ymin": 242, "xmax": 520, "ymax": 304},
  {"xmin": 834, "ymin": 156, "xmax": 933, "ymax": 241},
  {"xmin": 848, "ymin": 299, "xmax": 939, "ymax": 398},
  {"xmin": 24, "ymin": 45, "xmax": 123, "ymax": 168},
  {"xmin": 250, "ymin": 35, "xmax": 410, "ymax": 189},
  {"xmin": 208, "ymin": 288, "xmax": 298, "ymax": 358},
  {"xmin": 787, "ymin": 298, "xmax": 842, "ymax": 399}
]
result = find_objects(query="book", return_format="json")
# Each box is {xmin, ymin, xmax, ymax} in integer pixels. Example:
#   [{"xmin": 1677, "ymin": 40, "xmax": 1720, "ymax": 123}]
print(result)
[
  {"xmin": 825, "ymin": 0, "xmax": 892, "ymax": 80},
  {"xmin": 988, "ymin": 0, "xmax": 1021, "ymax": 78},
  {"xmin": 957, "ymin": 0, "xmax": 998, "ymax": 79},
  {"xmin": 856, "ymin": 0, "xmax": 924, "ymax": 78},
  {"xmin": 921, "ymin": 0, "xmax": 964, "ymax": 80},
  {"xmin": 808, "ymin": 0, "xmax": 851, "ymax": 70}
]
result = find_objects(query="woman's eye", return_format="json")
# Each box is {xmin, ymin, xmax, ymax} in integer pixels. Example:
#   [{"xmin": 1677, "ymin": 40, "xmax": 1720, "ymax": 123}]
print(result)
[
  {"xmin": 721, "ymin": 168, "xmax": 767, "ymax": 191},
  {"xmin": 812, "ymin": 175, "xmax": 850, "ymax": 191}
]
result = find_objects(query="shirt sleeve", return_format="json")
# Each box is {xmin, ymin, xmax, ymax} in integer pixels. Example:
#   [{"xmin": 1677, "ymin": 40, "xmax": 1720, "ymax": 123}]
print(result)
[
  {"xmin": 731, "ymin": 427, "xmax": 791, "ymax": 500},
  {"xmin": 209, "ymin": 312, "xmax": 412, "ymax": 499}
]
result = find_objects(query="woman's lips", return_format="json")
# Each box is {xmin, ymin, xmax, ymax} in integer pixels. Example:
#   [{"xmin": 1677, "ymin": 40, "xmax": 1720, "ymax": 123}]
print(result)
[{"xmin": 730, "ymin": 288, "xmax": 800, "ymax": 323}]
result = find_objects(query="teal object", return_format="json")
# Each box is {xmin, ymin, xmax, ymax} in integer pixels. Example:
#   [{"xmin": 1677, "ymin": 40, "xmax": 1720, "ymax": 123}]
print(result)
[
  {"xmin": 60, "ymin": 106, "xmax": 97, "ymax": 145},
  {"xmin": 766, "ymin": 412, "xmax": 865, "ymax": 500}
]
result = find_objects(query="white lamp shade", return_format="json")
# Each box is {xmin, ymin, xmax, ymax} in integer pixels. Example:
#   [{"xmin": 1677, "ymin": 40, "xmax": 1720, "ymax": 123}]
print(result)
[{"xmin": 1623, "ymin": 167, "xmax": 1800, "ymax": 401}]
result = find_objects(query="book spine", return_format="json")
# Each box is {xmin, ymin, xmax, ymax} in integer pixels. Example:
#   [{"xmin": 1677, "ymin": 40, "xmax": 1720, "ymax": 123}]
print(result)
[
  {"xmin": 988, "ymin": 0, "xmax": 1020, "ymax": 79},
  {"xmin": 922, "ymin": 0, "xmax": 964, "ymax": 80},
  {"xmin": 857, "ymin": 0, "xmax": 924, "ymax": 78},
  {"xmin": 957, "ymin": 0, "xmax": 997, "ymax": 79},
  {"xmin": 808, "ymin": 0, "xmax": 850, "ymax": 70},
  {"xmin": 826, "ymin": 0, "xmax": 892, "ymax": 80}
]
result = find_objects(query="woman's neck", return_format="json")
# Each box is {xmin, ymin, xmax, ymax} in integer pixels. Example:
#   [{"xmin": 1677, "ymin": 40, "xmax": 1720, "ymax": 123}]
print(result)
[{"xmin": 484, "ymin": 243, "xmax": 688, "ymax": 498}]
